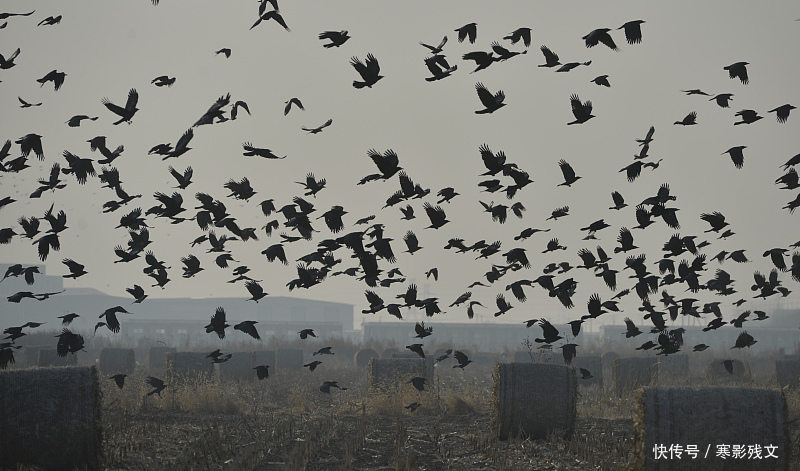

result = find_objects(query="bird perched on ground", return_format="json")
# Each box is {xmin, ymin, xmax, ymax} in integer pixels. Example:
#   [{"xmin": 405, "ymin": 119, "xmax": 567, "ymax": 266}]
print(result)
[
  {"xmin": 474, "ymin": 83, "xmax": 505, "ymax": 114},
  {"xmin": 102, "ymin": 88, "xmax": 139, "ymax": 125},
  {"xmin": 351, "ymin": 53, "xmax": 383, "ymax": 89}
]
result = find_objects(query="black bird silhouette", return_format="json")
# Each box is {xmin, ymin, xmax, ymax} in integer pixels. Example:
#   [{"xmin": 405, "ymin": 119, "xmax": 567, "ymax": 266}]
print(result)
[
  {"xmin": 100, "ymin": 306, "xmax": 130, "ymax": 333},
  {"xmin": 583, "ymin": 28, "xmax": 619, "ymax": 50},
  {"xmin": 38, "ymin": 15, "xmax": 62, "ymax": 26},
  {"xmin": 55, "ymin": 329, "xmax": 84, "ymax": 357},
  {"xmin": 253, "ymin": 365, "xmax": 270, "ymax": 380},
  {"xmin": 709, "ymin": 93, "xmax": 733, "ymax": 108},
  {"xmin": 455, "ymin": 23, "xmax": 477, "ymax": 43},
  {"xmin": 674, "ymin": 111, "xmax": 697, "ymax": 126},
  {"xmin": 151, "ymin": 75, "xmax": 175, "ymax": 87},
  {"xmin": 16, "ymin": 133, "xmax": 45, "ymax": 160},
  {"xmin": 453, "ymin": 350, "xmax": 472, "ymax": 368},
  {"xmin": 474, "ymin": 82, "xmax": 506, "ymax": 114},
  {"xmin": 535, "ymin": 319, "xmax": 563, "ymax": 344},
  {"xmin": 109, "ymin": 374, "xmax": 127, "ymax": 389},
  {"xmin": 560, "ymin": 344, "xmax": 579, "ymax": 365},
  {"xmin": 66, "ymin": 115, "xmax": 98, "ymax": 127},
  {"xmin": 351, "ymin": 53, "xmax": 383, "ymax": 89},
  {"xmin": 126, "ymin": 284, "xmax": 147, "ymax": 303},
  {"xmin": 724, "ymin": 62, "xmax": 749, "ymax": 84},
  {"xmin": 0, "ymin": 47, "xmax": 21, "ymax": 69},
  {"xmin": 424, "ymin": 55, "xmax": 457, "ymax": 81},
  {"xmin": 319, "ymin": 381, "xmax": 345, "ymax": 394},
  {"xmin": 591, "ymin": 75, "xmax": 610, "ymax": 87},
  {"xmin": 557, "ymin": 160, "xmax": 581, "ymax": 186},
  {"xmin": 733, "ymin": 109, "xmax": 763, "ymax": 125},
  {"xmin": 304, "ymin": 361, "xmax": 322, "ymax": 371},
  {"xmin": 623, "ymin": 317, "xmax": 642, "ymax": 337},
  {"xmin": 284, "ymin": 97, "xmax": 304, "ymax": 115},
  {"xmin": 538, "ymin": 45, "xmax": 561, "ymax": 68},
  {"xmin": 18, "ymin": 97, "xmax": 41, "ymax": 108},
  {"xmin": 37, "ymin": 70, "xmax": 66, "ymax": 90},
  {"xmin": 504, "ymin": 27, "xmax": 532, "ymax": 47},
  {"xmin": 250, "ymin": 10, "xmax": 290, "ymax": 31},
  {"xmin": 299, "ymin": 328, "xmax": 316, "ymax": 339},
  {"xmin": 768, "ymin": 104, "xmax": 795, "ymax": 123},
  {"xmin": 102, "ymin": 88, "xmax": 138, "ymax": 124},
  {"xmin": 423, "ymin": 203, "xmax": 449, "ymax": 229},
  {"xmin": 568, "ymin": 94, "xmax": 594, "ymax": 124},
  {"xmin": 319, "ymin": 30, "xmax": 350, "ymax": 48},
  {"xmin": 618, "ymin": 20, "xmax": 645, "ymax": 44},
  {"xmin": 62, "ymin": 259, "xmax": 87, "ymax": 278},
  {"xmin": 420, "ymin": 36, "xmax": 447, "ymax": 54},
  {"xmin": 407, "ymin": 376, "xmax": 427, "ymax": 392},
  {"xmin": 215, "ymin": 48, "xmax": 231, "ymax": 58},
  {"xmin": 722, "ymin": 146, "xmax": 746, "ymax": 169},
  {"xmin": 145, "ymin": 376, "xmax": 167, "ymax": 397},
  {"xmin": 205, "ymin": 307, "xmax": 229, "ymax": 339},
  {"xmin": 463, "ymin": 51, "xmax": 495, "ymax": 73},
  {"xmin": 242, "ymin": 142, "xmax": 285, "ymax": 159},
  {"xmin": 302, "ymin": 118, "xmax": 333, "ymax": 134},
  {"xmin": 414, "ymin": 321, "xmax": 432, "ymax": 339}
]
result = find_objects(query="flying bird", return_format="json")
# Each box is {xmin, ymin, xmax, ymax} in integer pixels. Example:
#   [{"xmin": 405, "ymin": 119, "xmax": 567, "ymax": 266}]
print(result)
[
  {"xmin": 724, "ymin": 62, "xmax": 749, "ymax": 84},
  {"xmin": 37, "ymin": 70, "xmax": 66, "ymax": 90},
  {"xmin": 568, "ymin": 94, "xmax": 594, "ymax": 124},
  {"xmin": 302, "ymin": 118, "xmax": 333, "ymax": 134},
  {"xmin": 583, "ymin": 28, "xmax": 619, "ymax": 50},
  {"xmin": 351, "ymin": 53, "xmax": 383, "ymax": 89},
  {"xmin": 455, "ymin": 23, "xmax": 477, "ymax": 43},
  {"xmin": 474, "ymin": 83, "xmax": 506, "ymax": 114},
  {"xmin": 319, "ymin": 30, "xmax": 350, "ymax": 48},
  {"xmin": 618, "ymin": 20, "xmax": 645, "ymax": 44},
  {"xmin": 102, "ymin": 88, "xmax": 139, "ymax": 125}
]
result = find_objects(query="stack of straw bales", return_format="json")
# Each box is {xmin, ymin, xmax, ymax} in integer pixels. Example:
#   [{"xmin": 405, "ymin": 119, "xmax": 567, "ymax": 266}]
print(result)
[
  {"xmin": 218, "ymin": 351, "xmax": 255, "ymax": 382},
  {"xmin": 275, "ymin": 348, "xmax": 303, "ymax": 370},
  {"xmin": 354, "ymin": 348, "xmax": 380, "ymax": 367},
  {"xmin": 148, "ymin": 346, "xmax": 176, "ymax": 370},
  {"xmin": 369, "ymin": 358, "xmax": 430, "ymax": 390},
  {"xmin": 493, "ymin": 362, "xmax": 577, "ymax": 440},
  {"xmin": 613, "ymin": 356, "xmax": 658, "ymax": 397},
  {"xmin": 0, "ymin": 366, "xmax": 102, "ymax": 470},
  {"xmin": 99, "ymin": 348, "xmax": 135, "ymax": 375},
  {"xmin": 631, "ymin": 386, "xmax": 787, "ymax": 470},
  {"xmin": 38, "ymin": 349, "xmax": 78, "ymax": 367},
  {"xmin": 166, "ymin": 351, "xmax": 214, "ymax": 383},
  {"xmin": 775, "ymin": 358, "xmax": 800, "ymax": 389},
  {"xmin": 707, "ymin": 359, "xmax": 750, "ymax": 383}
]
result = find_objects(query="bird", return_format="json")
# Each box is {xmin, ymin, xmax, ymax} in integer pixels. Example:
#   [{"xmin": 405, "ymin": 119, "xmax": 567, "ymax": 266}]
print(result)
[
  {"xmin": 319, "ymin": 30, "xmax": 350, "ymax": 48},
  {"xmin": 557, "ymin": 160, "xmax": 581, "ymax": 186},
  {"xmin": 66, "ymin": 115, "xmax": 98, "ymax": 127},
  {"xmin": 215, "ymin": 48, "xmax": 231, "ymax": 58},
  {"xmin": 304, "ymin": 361, "xmax": 323, "ymax": 371},
  {"xmin": 474, "ymin": 83, "xmax": 506, "ymax": 114},
  {"xmin": 0, "ymin": 47, "xmax": 21, "ymax": 69},
  {"xmin": 420, "ymin": 36, "xmax": 447, "ymax": 54},
  {"xmin": 145, "ymin": 376, "xmax": 167, "ymax": 397},
  {"xmin": 319, "ymin": 381, "xmax": 345, "ymax": 394},
  {"xmin": 18, "ymin": 97, "xmax": 41, "ymax": 108},
  {"xmin": 125, "ymin": 284, "xmax": 148, "ymax": 304},
  {"xmin": 618, "ymin": 20, "xmax": 645, "ymax": 44},
  {"xmin": 579, "ymin": 368, "xmax": 593, "ymax": 380},
  {"xmin": 58, "ymin": 313, "xmax": 80, "ymax": 326},
  {"xmin": 253, "ymin": 365, "xmax": 270, "ymax": 380},
  {"xmin": 709, "ymin": 93, "xmax": 734, "ymax": 108},
  {"xmin": 591, "ymin": 75, "xmax": 610, "ymax": 87},
  {"xmin": 453, "ymin": 350, "xmax": 472, "ymax": 368},
  {"xmin": 700, "ymin": 212, "xmax": 729, "ymax": 233},
  {"xmin": 99, "ymin": 306, "xmax": 130, "ymax": 333},
  {"xmin": 504, "ymin": 28, "xmax": 532, "ymax": 47},
  {"xmin": 734, "ymin": 109, "xmax": 763, "ymax": 125},
  {"xmin": 250, "ymin": 10, "xmax": 290, "ymax": 31},
  {"xmin": 242, "ymin": 142, "xmax": 285, "ymax": 159},
  {"xmin": 38, "ymin": 15, "xmax": 62, "ymax": 26},
  {"xmin": 205, "ymin": 307, "xmax": 229, "ymax": 339},
  {"xmin": 724, "ymin": 62, "xmax": 749, "ymax": 84},
  {"xmin": 407, "ymin": 377, "xmax": 427, "ymax": 392},
  {"xmin": 424, "ymin": 54, "xmax": 457, "ymax": 81},
  {"xmin": 722, "ymin": 146, "xmax": 746, "ymax": 169},
  {"xmin": 109, "ymin": 374, "xmax": 127, "ymax": 389},
  {"xmin": 102, "ymin": 88, "xmax": 139, "ymax": 125},
  {"xmin": 582, "ymin": 28, "xmax": 619, "ymax": 50},
  {"xmin": 538, "ymin": 45, "xmax": 561, "ymax": 68},
  {"xmin": 454, "ymin": 23, "xmax": 477, "ymax": 43},
  {"xmin": 62, "ymin": 259, "xmax": 87, "ymax": 278},
  {"xmin": 568, "ymin": 94, "xmax": 594, "ymax": 124},
  {"xmin": 351, "ymin": 53, "xmax": 383, "ymax": 89},
  {"xmin": 674, "ymin": 112, "xmax": 697, "ymax": 126},
  {"xmin": 414, "ymin": 321, "xmax": 432, "ymax": 338},
  {"xmin": 151, "ymin": 75, "xmax": 176, "ymax": 87},
  {"xmin": 768, "ymin": 104, "xmax": 795, "ymax": 123},
  {"xmin": 284, "ymin": 98, "xmax": 304, "ymax": 115},
  {"xmin": 37, "ymin": 70, "xmax": 67, "ymax": 90},
  {"xmin": 302, "ymin": 118, "xmax": 333, "ymax": 134},
  {"xmin": 535, "ymin": 320, "xmax": 563, "ymax": 344},
  {"xmin": 299, "ymin": 328, "xmax": 316, "ymax": 339},
  {"xmin": 560, "ymin": 344, "xmax": 579, "ymax": 365}
]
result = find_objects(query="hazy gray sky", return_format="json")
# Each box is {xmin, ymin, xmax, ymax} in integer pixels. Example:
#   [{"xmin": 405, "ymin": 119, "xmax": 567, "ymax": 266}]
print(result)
[{"xmin": 1, "ymin": 1, "xmax": 798, "ymax": 330}]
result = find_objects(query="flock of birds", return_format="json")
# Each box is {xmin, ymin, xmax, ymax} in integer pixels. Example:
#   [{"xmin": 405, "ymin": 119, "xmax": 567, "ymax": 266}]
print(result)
[{"xmin": 1, "ymin": 2, "xmax": 800, "ymax": 405}]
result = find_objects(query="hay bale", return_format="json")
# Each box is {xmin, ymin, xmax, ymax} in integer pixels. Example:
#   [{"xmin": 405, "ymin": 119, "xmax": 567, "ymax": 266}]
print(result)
[
  {"xmin": 275, "ymin": 348, "xmax": 303, "ymax": 371},
  {"xmin": 24, "ymin": 345, "xmax": 49, "ymax": 367},
  {"xmin": 707, "ymin": 359, "xmax": 750, "ymax": 383},
  {"xmin": 369, "ymin": 358, "xmax": 430, "ymax": 390},
  {"xmin": 657, "ymin": 354, "xmax": 689, "ymax": 385},
  {"xmin": 390, "ymin": 352, "xmax": 433, "ymax": 377},
  {"xmin": 148, "ymin": 346, "xmax": 176, "ymax": 370},
  {"xmin": 381, "ymin": 347, "xmax": 399, "ymax": 358},
  {"xmin": 99, "ymin": 348, "xmax": 135, "ymax": 375},
  {"xmin": 776, "ymin": 358, "xmax": 800, "ymax": 389},
  {"xmin": 253, "ymin": 350, "xmax": 275, "ymax": 368},
  {"xmin": 38, "ymin": 349, "xmax": 78, "ymax": 367},
  {"xmin": 354, "ymin": 348, "xmax": 380, "ymax": 367},
  {"xmin": 218, "ymin": 352, "xmax": 255, "ymax": 382},
  {"xmin": 165, "ymin": 352, "xmax": 214, "ymax": 383},
  {"xmin": 631, "ymin": 386, "xmax": 787, "ymax": 470},
  {"xmin": 0, "ymin": 365, "xmax": 102, "ymax": 470},
  {"xmin": 613, "ymin": 356, "xmax": 658, "ymax": 397},
  {"xmin": 493, "ymin": 362, "xmax": 577, "ymax": 440}
]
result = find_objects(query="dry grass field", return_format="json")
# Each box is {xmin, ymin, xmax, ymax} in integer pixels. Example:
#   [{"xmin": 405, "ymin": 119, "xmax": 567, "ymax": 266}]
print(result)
[{"xmin": 6, "ymin": 335, "xmax": 800, "ymax": 470}]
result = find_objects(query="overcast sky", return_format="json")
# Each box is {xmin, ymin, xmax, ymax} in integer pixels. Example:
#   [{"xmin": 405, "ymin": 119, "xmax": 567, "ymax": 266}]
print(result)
[{"xmin": 1, "ymin": 1, "xmax": 798, "ymax": 331}]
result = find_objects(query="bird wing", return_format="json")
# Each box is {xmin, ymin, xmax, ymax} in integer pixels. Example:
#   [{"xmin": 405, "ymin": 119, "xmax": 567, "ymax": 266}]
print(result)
[{"xmin": 475, "ymin": 83, "xmax": 495, "ymax": 107}]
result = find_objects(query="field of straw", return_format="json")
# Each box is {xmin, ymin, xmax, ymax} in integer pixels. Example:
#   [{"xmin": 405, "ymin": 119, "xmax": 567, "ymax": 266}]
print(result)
[{"xmin": 6, "ymin": 335, "xmax": 800, "ymax": 470}]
